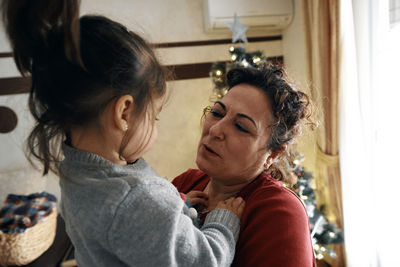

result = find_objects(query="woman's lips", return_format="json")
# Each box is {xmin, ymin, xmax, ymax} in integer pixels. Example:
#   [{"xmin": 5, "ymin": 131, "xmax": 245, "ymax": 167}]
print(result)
[{"xmin": 203, "ymin": 144, "xmax": 220, "ymax": 157}]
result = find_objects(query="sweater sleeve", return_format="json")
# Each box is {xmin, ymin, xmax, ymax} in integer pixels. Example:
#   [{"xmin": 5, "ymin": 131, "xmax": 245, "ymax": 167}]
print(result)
[
  {"xmin": 233, "ymin": 187, "xmax": 315, "ymax": 267},
  {"xmin": 107, "ymin": 182, "xmax": 240, "ymax": 267}
]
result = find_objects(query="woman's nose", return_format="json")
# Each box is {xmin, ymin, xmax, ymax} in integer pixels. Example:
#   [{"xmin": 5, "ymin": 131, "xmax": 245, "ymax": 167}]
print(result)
[{"xmin": 208, "ymin": 119, "xmax": 225, "ymax": 140}]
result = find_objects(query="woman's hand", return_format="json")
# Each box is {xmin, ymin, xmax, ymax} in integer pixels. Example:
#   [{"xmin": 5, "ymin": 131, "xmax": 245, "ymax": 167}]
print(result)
[
  {"xmin": 186, "ymin": 190, "xmax": 209, "ymax": 208},
  {"xmin": 215, "ymin": 197, "xmax": 245, "ymax": 219}
]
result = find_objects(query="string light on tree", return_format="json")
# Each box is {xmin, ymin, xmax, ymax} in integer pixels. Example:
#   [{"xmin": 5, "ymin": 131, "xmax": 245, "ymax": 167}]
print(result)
[{"xmin": 253, "ymin": 57, "xmax": 261, "ymax": 64}]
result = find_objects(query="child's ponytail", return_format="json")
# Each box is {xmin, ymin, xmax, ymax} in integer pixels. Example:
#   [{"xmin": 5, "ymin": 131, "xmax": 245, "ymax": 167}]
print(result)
[
  {"xmin": 2, "ymin": 0, "xmax": 83, "ymax": 175},
  {"xmin": 1, "ymin": 0, "xmax": 83, "ymax": 75}
]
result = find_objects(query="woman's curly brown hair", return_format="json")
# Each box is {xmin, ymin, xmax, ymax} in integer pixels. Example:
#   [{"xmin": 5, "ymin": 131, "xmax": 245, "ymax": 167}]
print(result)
[{"xmin": 226, "ymin": 64, "xmax": 316, "ymax": 184}]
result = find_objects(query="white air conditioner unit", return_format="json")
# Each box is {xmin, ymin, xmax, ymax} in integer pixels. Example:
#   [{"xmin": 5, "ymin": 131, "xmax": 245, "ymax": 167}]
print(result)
[{"xmin": 203, "ymin": 0, "xmax": 294, "ymax": 32}]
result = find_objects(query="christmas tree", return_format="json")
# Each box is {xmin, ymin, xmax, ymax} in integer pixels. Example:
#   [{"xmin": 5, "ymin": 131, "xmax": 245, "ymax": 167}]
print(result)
[{"xmin": 285, "ymin": 152, "xmax": 344, "ymax": 260}]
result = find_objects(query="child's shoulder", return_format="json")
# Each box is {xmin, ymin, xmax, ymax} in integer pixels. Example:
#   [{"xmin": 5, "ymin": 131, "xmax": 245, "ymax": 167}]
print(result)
[{"xmin": 112, "ymin": 176, "xmax": 183, "ymax": 224}]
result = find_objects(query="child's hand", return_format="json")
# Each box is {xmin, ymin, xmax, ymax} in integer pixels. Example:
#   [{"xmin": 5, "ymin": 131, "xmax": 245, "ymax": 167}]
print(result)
[
  {"xmin": 186, "ymin": 190, "xmax": 208, "ymax": 207},
  {"xmin": 215, "ymin": 197, "xmax": 245, "ymax": 219}
]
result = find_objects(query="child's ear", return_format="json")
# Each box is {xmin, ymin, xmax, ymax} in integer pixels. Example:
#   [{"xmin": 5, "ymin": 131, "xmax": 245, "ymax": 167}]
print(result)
[{"xmin": 114, "ymin": 95, "xmax": 134, "ymax": 132}]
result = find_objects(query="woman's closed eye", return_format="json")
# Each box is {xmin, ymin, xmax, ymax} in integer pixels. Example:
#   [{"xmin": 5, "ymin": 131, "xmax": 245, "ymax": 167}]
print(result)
[
  {"xmin": 235, "ymin": 122, "xmax": 250, "ymax": 133},
  {"xmin": 211, "ymin": 108, "xmax": 251, "ymax": 133},
  {"xmin": 210, "ymin": 109, "xmax": 224, "ymax": 118}
]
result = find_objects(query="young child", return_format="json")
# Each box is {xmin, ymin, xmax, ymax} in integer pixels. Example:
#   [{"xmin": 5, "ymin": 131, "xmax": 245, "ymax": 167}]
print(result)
[{"xmin": 1, "ymin": 1, "xmax": 245, "ymax": 266}]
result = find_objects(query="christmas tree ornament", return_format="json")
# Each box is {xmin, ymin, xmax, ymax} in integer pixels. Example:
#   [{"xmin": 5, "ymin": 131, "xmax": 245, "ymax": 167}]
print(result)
[{"xmin": 226, "ymin": 13, "xmax": 248, "ymax": 43}]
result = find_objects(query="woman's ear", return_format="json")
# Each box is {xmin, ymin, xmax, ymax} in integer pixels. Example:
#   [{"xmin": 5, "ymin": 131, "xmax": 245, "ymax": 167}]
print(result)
[{"xmin": 114, "ymin": 95, "xmax": 134, "ymax": 132}]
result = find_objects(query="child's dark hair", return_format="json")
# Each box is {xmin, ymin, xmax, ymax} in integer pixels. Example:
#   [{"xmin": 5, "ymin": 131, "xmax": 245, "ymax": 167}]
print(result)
[
  {"xmin": 226, "ymin": 64, "xmax": 316, "ymax": 184},
  {"xmin": 2, "ymin": 0, "xmax": 167, "ymax": 175}
]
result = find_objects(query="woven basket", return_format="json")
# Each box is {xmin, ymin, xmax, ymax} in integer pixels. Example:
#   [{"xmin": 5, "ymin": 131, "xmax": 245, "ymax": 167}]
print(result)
[{"xmin": 0, "ymin": 209, "xmax": 57, "ymax": 266}]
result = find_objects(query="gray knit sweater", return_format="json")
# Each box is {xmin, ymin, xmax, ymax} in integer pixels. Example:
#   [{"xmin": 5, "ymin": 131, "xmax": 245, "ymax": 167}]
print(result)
[{"xmin": 59, "ymin": 144, "xmax": 240, "ymax": 267}]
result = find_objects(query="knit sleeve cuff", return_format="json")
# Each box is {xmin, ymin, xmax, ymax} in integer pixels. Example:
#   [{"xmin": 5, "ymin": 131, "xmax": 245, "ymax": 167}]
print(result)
[{"xmin": 204, "ymin": 209, "xmax": 240, "ymax": 241}]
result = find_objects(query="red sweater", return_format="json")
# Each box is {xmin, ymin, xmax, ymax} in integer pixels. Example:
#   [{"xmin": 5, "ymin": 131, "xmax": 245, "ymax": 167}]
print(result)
[{"xmin": 173, "ymin": 169, "xmax": 316, "ymax": 267}]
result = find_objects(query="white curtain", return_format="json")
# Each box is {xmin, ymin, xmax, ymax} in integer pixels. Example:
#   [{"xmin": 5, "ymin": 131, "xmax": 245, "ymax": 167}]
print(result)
[{"xmin": 340, "ymin": 0, "xmax": 400, "ymax": 266}]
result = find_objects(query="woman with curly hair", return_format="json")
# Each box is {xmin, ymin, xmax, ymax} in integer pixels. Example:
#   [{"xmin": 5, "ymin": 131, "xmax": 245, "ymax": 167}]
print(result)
[{"xmin": 173, "ymin": 65, "xmax": 316, "ymax": 267}]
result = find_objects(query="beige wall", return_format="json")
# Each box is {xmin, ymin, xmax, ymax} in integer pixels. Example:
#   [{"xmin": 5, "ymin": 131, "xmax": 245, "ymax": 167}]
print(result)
[
  {"xmin": 143, "ymin": 79, "xmax": 212, "ymax": 180},
  {"xmin": 0, "ymin": 0, "xmax": 315, "ymax": 203}
]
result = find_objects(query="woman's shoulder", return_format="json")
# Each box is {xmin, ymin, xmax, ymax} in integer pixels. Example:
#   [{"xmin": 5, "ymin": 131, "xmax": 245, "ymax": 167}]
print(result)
[
  {"xmin": 172, "ymin": 169, "xmax": 208, "ymax": 192},
  {"xmin": 244, "ymin": 173, "xmax": 307, "ymax": 217},
  {"xmin": 173, "ymin": 168, "xmax": 205, "ymax": 182},
  {"xmin": 234, "ymin": 173, "xmax": 314, "ymax": 267}
]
